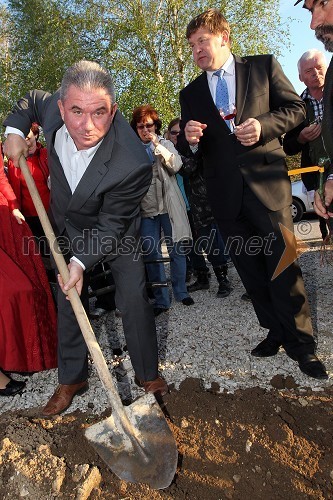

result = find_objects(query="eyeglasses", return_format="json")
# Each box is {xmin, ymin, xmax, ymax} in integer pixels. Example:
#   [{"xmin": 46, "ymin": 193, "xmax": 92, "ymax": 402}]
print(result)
[
  {"xmin": 137, "ymin": 123, "xmax": 155, "ymax": 130},
  {"xmin": 169, "ymin": 130, "xmax": 179, "ymax": 135}
]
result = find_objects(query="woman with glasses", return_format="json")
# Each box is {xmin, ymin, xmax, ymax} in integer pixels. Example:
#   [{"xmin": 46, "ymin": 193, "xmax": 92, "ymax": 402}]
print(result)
[
  {"xmin": 130, "ymin": 105, "xmax": 194, "ymax": 316},
  {"xmin": 167, "ymin": 118, "xmax": 194, "ymax": 282}
]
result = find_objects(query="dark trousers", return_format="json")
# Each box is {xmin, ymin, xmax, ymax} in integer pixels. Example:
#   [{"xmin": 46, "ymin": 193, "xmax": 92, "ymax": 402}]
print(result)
[
  {"xmin": 89, "ymin": 262, "xmax": 116, "ymax": 311},
  {"xmin": 56, "ymin": 252, "xmax": 158, "ymax": 384},
  {"xmin": 216, "ymin": 184, "xmax": 315, "ymax": 357},
  {"xmin": 192, "ymin": 223, "xmax": 229, "ymax": 270}
]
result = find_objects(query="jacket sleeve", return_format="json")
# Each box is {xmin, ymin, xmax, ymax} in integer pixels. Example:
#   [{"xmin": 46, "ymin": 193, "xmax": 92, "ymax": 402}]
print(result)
[
  {"xmin": 7, "ymin": 160, "xmax": 22, "ymax": 209},
  {"xmin": 154, "ymin": 138, "xmax": 183, "ymax": 174},
  {"xmin": 0, "ymin": 161, "xmax": 19, "ymax": 211},
  {"xmin": 255, "ymin": 56, "xmax": 306, "ymax": 144},
  {"xmin": 283, "ymin": 122, "xmax": 307, "ymax": 156},
  {"xmin": 3, "ymin": 90, "xmax": 54, "ymax": 135}
]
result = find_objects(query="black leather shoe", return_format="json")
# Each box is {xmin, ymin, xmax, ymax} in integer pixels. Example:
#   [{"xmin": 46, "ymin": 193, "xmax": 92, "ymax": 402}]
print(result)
[
  {"xmin": 154, "ymin": 307, "xmax": 168, "ymax": 317},
  {"xmin": 296, "ymin": 354, "xmax": 328, "ymax": 380},
  {"xmin": 0, "ymin": 379, "xmax": 26, "ymax": 396},
  {"xmin": 187, "ymin": 280, "xmax": 209, "ymax": 292},
  {"xmin": 251, "ymin": 338, "xmax": 280, "ymax": 357},
  {"xmin": 216, "ymin": 281, "xmax": 231, "ymax": 298},
  {"xmin": 182, "ymin": 297, "xmax": 194, "ymax": 306}
]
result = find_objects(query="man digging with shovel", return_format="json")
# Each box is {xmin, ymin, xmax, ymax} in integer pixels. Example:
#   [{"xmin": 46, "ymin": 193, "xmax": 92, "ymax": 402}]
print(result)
[{"xmin": 3, "ymin": 60, "xmax": 168, "ymax": 417}]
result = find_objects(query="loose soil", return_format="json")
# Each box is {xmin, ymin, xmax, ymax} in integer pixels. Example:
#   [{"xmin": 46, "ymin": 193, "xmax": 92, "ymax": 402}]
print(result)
[{"xmin": 1, "ymin": 377, "xmax": 333, "ymax": 499}]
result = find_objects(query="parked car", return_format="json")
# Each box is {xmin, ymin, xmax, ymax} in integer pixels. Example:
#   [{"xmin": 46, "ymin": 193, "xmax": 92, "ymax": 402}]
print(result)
[{"xmin": 291, "ymin": 180, "xmax": 314, "ymax": 222}]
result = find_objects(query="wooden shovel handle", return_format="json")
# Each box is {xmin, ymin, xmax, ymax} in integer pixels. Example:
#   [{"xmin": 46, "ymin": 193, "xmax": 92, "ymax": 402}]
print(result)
[{"xmin": 18, "ymin": 155, "xmax": 139, "ymax": 437}]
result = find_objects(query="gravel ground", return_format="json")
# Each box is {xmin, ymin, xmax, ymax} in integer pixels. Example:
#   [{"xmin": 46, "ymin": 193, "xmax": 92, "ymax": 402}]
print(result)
[{"xmin": 1, "ymin": 219, "xmax": 332, "ymax": 416}]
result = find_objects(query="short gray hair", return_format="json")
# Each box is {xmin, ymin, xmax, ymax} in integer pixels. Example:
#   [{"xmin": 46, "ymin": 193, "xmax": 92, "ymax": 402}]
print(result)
[
  {"xmin": 60, "ymin": 60, "xmax": 115, "ymax": 103},
  {"xmin": 297, "ymin": 49, "xmax": 327, "ymax": 73}
]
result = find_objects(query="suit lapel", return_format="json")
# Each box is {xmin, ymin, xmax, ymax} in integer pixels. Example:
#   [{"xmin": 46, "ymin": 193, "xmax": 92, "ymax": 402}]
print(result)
[
  {"xmin": 197, "ymin": 72, "xmax": 216, "ymax": 109},
  {"xmin": 235, "ymin": 55, "xmax": 251, "ymax": 124}
]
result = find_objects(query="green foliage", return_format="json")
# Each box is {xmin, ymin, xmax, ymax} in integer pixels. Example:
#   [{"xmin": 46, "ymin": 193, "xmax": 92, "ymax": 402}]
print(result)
[
  {"xmin": 286, "ymin": 152, "xmax": 302, "ymax": 182},
  {"xmin": 0, "ymin": 4, "xmax": 13, "ymax": 125},
  {"xmin": 0, "ymin": 0, "xmax": 289, "ymax": 129}
]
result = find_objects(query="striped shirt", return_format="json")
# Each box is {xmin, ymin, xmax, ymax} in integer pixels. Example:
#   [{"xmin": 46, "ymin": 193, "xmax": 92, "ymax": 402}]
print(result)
[{"xmin": 300, "ymin": 88, "xmax": 324, "ymax": 123}]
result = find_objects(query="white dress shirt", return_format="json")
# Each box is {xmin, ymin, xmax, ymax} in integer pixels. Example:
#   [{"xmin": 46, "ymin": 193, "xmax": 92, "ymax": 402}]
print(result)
[
  {"xmin": 54, "ymin": 125, "xmax": 102, "ymax": 193},
  {"xmin": 55, "ymin": 125, "xmax": 103, "ymax": 269}
]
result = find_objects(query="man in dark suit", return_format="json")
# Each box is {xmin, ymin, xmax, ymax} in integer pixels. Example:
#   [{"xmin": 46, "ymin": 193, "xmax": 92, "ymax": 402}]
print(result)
[
  {"xmin": 3, "ymin": 60, "xmax": 167, "ymax": 416},
  {"xmin": 177, "ymin": 8, "xmax": 327, "ymax": 379}
]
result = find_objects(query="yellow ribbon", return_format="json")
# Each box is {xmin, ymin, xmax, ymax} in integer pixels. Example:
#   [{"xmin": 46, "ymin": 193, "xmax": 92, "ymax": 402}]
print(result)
[{"xmin": 288, "ymin": 166, "xmax": 325, "ymax": 176}]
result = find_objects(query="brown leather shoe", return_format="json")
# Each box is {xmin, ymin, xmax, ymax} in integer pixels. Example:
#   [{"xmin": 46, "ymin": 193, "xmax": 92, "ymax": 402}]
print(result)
[
  {"xmin": 41, "ymin": 381, "xmax": 88, "ymax": 417},
  {"xmin": 135, "ymin": 376, "xmax": 168, "ymax": 396}
]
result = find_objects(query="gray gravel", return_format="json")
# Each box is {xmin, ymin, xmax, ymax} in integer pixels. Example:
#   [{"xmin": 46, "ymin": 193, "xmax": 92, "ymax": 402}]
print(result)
[{"xmin": 1, "ymin": 219, "xmax": 332, "ymax": 416}]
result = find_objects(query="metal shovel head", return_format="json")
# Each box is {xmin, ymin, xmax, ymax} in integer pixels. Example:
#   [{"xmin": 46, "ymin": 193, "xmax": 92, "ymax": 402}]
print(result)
[{"xmin": 85, "ymin": 393, "xmax": 178, "ymax": 490}]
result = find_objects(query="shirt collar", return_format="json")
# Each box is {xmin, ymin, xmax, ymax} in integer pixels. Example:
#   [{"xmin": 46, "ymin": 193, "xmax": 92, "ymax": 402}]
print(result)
[
  {"xmin": 207, "ymin": 53, "xmax": 235, "ymax": 81},
  {"xmin": 301, "ymin": 87, "xmax": 324, "ymax": 102}
]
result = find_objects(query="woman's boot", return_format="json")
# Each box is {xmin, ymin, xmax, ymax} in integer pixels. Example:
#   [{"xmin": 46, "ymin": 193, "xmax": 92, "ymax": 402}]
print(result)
[
  {"xmin": 187, "ymin": 269, "xmax": 210, "ymax": 292},
  {"xmin": 213, "ymin": 265, "xmax": 231, "ymax": 298}
]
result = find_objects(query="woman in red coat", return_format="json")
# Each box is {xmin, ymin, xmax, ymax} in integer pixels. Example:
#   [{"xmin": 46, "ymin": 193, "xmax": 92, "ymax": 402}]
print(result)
[
  {"xmin": 7, "ymin": 123, "xmax": 53, "ymax": 280},
  {"xmin": 7, "ymin": 123, "xmax": 50, "ymax": 229},
  {"xmin": 7, "ymin": 123, "xmax": 50, "ymax": 241},
  {"xmin": 0, "ymin": 145, "xmax": 57, "ymax": 377}
]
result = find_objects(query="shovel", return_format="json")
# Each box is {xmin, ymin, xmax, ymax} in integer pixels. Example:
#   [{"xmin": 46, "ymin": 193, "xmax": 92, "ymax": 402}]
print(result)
[{"xmin": 19, "ymin": 155, "xmax": 178, "ymax": 489}]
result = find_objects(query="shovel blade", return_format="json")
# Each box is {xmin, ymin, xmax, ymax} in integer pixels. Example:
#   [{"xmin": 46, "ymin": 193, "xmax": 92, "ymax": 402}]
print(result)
[{"xmin": 85, "ymin": 393, "xmax": 177, "ymax": 490}]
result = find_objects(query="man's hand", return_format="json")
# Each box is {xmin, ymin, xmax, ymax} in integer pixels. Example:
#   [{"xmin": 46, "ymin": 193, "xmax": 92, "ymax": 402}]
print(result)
[
  {"xmin": 12, "ymin": 208, "xmax": 25, "ymax": 224},
  {"xmin": 3, "ymin": 134, "xmax": 29, "ymax": 168},
  {"xmin": 314, "ymin": 179, "xmax": 333, "ymax": 218},
  {"xmin": 234, "ymin": 118, "xmax": 261, "ymax": 146},
  {"xmin": 297, "ymin": 123, "xmax": 321, "ymax": 145},
  {"xmin": 57, "ymin": 261, "xmax": 84, "ymax": 299},
  {"xmin": 184, "ymin": 120, "xmax": 207, "ymax": 145}
]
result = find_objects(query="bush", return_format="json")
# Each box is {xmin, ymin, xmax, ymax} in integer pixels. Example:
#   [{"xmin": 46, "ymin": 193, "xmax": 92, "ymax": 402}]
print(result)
[{"xmin": 286, "ymin": 153, "xmax": 301, "ymax": 182}]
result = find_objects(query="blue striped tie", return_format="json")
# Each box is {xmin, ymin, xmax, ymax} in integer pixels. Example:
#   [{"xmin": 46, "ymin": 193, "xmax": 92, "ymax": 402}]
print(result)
[{"xmin": 214, "ymin": 69, "xmax": 230, "ymax": 128}]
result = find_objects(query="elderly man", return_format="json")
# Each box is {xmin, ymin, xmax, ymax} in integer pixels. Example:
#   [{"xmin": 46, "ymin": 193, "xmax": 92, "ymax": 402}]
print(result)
[
  {"xmin": 295, "ymin": 0, "xmax": 333, "ymax": 218},
  {"xmin": 177, "ymin": 8, "xmax": 328, "ymax": 379},
  {"xmin": 283, "ymin": 48, "xmax": 328, "ymax": 238},
  {"xmin": 3, "ymin": 60, "xmax": 167, "ymax": 416}
]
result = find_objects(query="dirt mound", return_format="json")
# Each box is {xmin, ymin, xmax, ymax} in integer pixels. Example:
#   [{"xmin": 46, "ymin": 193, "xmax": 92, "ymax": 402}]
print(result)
[{"xmin": 1, "ymin": 378, "xmax": 333, "ymax": 499}]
